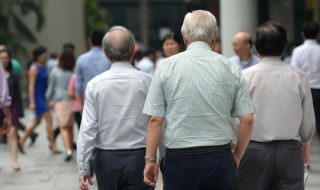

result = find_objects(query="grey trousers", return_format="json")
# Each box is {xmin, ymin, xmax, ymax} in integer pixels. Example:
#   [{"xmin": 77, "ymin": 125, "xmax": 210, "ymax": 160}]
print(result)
[
  {"xmin": 234, "ymin": 140, "xmax": 304, "ymax": 190},
  {"xmin": 95, "ymin": 148, "xmax": 154, "ymax": 190}
]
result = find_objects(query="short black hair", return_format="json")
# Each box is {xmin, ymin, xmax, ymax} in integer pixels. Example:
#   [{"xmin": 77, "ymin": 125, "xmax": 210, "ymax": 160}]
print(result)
[
  {"xmin": 253, "ymin": 21, "xmax": 287, "ymax": 56},
  {"xmin": 63, "ymin": 43, "xmax": 75, "ymax": 51},
  {"xmin": 302, "ymin": 21, "xmax": 319, "ymax": 39},
  {"xmin": 90, "ymin": 30, "xmax": 104, "ymax": 46},
  {"xmin": 161, "ymin": 32, "xmax": 182, "ymax": 47},
  {"xmin": 32, "ymin": 46, "xmax": 47, "ymax": 62}
]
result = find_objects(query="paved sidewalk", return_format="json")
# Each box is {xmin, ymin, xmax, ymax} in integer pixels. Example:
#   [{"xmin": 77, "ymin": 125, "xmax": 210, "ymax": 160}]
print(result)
[{"xmin": 0, "ymin": 110, "xmax": 319, "ymax": 190}]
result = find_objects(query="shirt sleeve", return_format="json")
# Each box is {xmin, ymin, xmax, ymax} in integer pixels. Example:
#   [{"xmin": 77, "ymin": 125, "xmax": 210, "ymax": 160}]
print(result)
[
  {"xmin": 290, "ymin": 49, "xmax": 301, "ymax": 68},
  {"xmin": 45, "ymin": 69, "xmax": 56, "ymax": 102},
  {"xmin": 0, "ymin": 63, "xmax": 11, "ymax": 107},
  {"xmin": 77, "ymin": 84, "xmax": 98, "ymax": 176},
  {"xmin": 143, "ymin": 64, "xmax": 166, "ymax": 117},
  {"xmin": 75, "ymin": 59, "xmax": 84, "ymax": 95},
  {"xmin": 231, "ymin": 72, "xmax": 255, "ymax": 117},
  {"xmin": 299, "ymin": 76, "xmax": 315, "ymax": 143}
]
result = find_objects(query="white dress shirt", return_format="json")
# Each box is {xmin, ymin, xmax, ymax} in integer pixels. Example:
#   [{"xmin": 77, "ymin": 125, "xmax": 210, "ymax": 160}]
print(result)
[
  {"xmin": 135, "ymin": 57, "xmax": 154, "ymax": 75},
  {"xmin": 291, "ymin": 39, "xmax": 320, "ymax": 89},
  {"xmin": 243, "ymin": 57, "xmax": 315, "ymax": 143},
  {"xmin": 77, "ymin": 62, "xmax": 152, "ymax": 176}
]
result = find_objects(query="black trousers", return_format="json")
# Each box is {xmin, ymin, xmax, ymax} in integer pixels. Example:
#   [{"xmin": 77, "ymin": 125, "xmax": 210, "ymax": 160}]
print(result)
[
  {"xmin": 95, "ymin": 148, "xmax": 154, "ymax": 190},
  {"xmin": 162, "ymin": 147, "xmax": 236, "ymax": 190},
  {"xmin": 311, "ymin": 89, "xmax": 320, "ymax": 137},
  {"xmin": 234, "ymin": 140, "xmax": 304, "ymax": 190}
]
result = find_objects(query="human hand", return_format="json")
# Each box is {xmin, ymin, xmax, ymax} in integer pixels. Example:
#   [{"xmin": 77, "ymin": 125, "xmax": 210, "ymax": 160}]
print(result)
[
  {"xmin": 79, "ymin": 175, "xmax": 93, "ymax": 190},
  {"xmin": 1, "ymin": 118, "xmax": 11, "ymax": 135},
  {"xmin": 302, "ymin": 144, "xmax": 311, "ymax": 165},
  {"xmin": 143, "ymin": 162, "xmax": 159, "ymax": 187},
  {"xmin": 233, "ymin": 153, "xmax": 241, "ymax": 167}
]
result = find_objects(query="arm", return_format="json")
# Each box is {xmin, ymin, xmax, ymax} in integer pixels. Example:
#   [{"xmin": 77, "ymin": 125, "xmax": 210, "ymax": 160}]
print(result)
[
  {"xmin": 1, "ymin": 106, "xmax": 12, "ymax": 134},
  {"xmin": 299, "ymin": 77, "xmax": 315, "ymax": 165},
  {"xmin": 68, "ymin": 74, "xmax": 76, "ymax": 99},
  {"xmin": 233, "ymin": 114, "xmax": 254, "ymax": 165},
  {"xmin": 232, "ymin": 71, "xmax": 255, "ymax": 165},
  {"xmin": 46, "ymin": 68, "xmax": 56, "ymax": 104},
  {"xmin": 77, "ymin": 85, "xmax": 97, "ymax": 189},
  {"xmin": 28, "ymin": 66, "xmax": 37, "ymax": 109},
  {"xmin": 144, "ymin": 116, "xmax": 164, "ymax": 186},
  {"xmin": 75, "ymin": 60, "xmax": 84, "ymax": 104}
]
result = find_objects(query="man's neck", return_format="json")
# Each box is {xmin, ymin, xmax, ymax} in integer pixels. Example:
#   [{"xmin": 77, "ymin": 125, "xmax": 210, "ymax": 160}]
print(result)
[{"xmin": 239, "ymin": 52, "xmax": 252, "ymax": 61}]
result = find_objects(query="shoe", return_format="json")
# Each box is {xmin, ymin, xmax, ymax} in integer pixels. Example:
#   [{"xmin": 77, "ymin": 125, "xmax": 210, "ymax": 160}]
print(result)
[
  {"xmin": 17, "ymin": 142, "xmax": 26, "ymax": 154},
  {"xmin": 65, "ymin": 154, "xmax": 72, "ymax": 162},
  {"xmin": 72, "ymin": 143, "xmax": 77, "ymax": 150},
  {"xmin": 49, "ymin": 146, "xmax": 62, "ymax": 154},
  {"xmin": 12, "ymin": 165, "xmax": 21, "ymax": 171},
  {"xmin": 29, "ymin": 133, "xmax": 38, "ymax": 147}
]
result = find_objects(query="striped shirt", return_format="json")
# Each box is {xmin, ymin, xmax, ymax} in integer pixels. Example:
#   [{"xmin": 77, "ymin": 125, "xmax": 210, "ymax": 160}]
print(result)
[{"xmin": 143, "ymin": 41, "xmax": 254, "ymax": 149}]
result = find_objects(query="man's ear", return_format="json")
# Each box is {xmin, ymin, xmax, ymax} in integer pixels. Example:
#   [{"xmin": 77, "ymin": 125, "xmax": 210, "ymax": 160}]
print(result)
[{"xmin": 104, "ymin": 52, "xmax": 110, "ymax": 60}]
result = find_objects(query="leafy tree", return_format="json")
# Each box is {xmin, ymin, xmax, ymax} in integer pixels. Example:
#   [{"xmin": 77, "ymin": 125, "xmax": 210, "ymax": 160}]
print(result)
[
  {"xmin": 0, "ymin": 0, "xmax": 45, "ymax": 56},
  {"xmin": 85, "ymin": 0, "xmax": 111, "ymax": 37}
]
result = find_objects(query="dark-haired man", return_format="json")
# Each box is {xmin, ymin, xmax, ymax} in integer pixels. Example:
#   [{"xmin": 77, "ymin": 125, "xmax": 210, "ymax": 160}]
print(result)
[
  {"xmin": 75, "ymin": 30, "xmax": 111, "ymax": 103},
  {"xmin": 234, "ymin": 22, "xmax": 315, "ymax": 190},
  {"xmin": 291, "ymin": 21, "xmax": 320, "ymax": 140},
  {"xmin": 230, "ymin": 32, "xmax": 260, "ymax": 70}
]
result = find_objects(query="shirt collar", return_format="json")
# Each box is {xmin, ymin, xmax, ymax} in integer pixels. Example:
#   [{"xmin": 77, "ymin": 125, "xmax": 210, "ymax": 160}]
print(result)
[
  {"xmin": 304, "ymin": 39, "xmax": 318, "ymax": 45},
  {"xmin": 260, "ymin": 56, "xmax": 285, "ymax": 66},
  {"xmin": 187, "ymin": 41, "xmax": 212, "ymax": 51},
  {"xmin": 110, "ymin": 61, "xmax": 134, "ymax": 70},
  {"xmin": 90, "ymin": 47, "xmax": 103, "ymax": 52}
]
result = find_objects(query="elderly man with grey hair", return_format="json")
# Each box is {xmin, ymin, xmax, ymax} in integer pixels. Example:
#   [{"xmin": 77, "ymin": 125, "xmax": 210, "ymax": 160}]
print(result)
[
  {"xmin": 77, "ymin": 26, "xmax": 153, "ymax": 190},
  {"xmin": 143, "ymin": 10, "xmax": 255, "ymax": 189}
]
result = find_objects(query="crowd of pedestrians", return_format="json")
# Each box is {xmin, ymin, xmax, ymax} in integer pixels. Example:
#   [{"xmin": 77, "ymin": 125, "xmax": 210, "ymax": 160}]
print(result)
[{"xmin": 0, "ymin": 9, "xmax": 319, "ymax": 190}]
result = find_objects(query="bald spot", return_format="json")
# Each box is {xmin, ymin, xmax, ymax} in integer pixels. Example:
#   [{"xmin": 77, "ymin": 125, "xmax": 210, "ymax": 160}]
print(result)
[
  {"xmin": 105, "ymin": 29, "xmax": 131, "ymax": 49},
  {"xmin": 233, "ymin": 32, "xmax": 252, "ymax": 44}
]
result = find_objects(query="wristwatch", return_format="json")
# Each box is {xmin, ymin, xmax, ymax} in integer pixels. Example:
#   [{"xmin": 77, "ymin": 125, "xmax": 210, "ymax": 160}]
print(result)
[{"xmin": 145, "ymin": 156, "xmax": 157, "ymax": 163}]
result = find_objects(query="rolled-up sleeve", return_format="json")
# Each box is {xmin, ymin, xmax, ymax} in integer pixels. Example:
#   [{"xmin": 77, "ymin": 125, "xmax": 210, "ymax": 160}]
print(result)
[
  {"xmin": 231, "ymin": 73, "xmax": 255, "ymax": 117},
  {"xmin": 299, "ymin": 76, "xmax": 315, "ymax": 143},
  {"xmin": 0, "ymin": 63, "xmax": 11, "ymax": 107},
  {"xmin": 143, "ymin": 64, "xmax": 166, "ymax": 117},
  {"xmin": 77, "ymin": 84, "xmax": 98, "ymax": 176}
]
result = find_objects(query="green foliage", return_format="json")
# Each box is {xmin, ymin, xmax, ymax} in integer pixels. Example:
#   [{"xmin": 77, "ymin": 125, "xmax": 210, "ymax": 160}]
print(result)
[
  {"xmin": 85, "ymin": 0, "xmax": 111, "ymax": 37},
  {"xmin": 0, "ymin": 0, "xmax": 45, "ymax": 56}
]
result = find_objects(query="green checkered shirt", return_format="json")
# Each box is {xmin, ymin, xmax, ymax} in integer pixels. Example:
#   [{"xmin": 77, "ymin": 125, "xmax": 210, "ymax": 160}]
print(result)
[{"xmin": 143, "ymin": 41, "xmax": 254, "ymax": 149}]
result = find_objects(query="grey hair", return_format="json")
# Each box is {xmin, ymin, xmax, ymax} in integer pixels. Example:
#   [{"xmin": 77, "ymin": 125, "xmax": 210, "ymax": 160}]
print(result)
[
  {"xmin": 181, "ymin": 10, "xmax": 219, "ymax": 43},
  {"xmin": 102, "ymin": 26, "xmax": 135, "ymax": 61}
]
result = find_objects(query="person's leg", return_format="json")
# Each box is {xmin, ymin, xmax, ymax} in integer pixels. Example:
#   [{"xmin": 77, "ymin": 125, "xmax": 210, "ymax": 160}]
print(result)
[
  {"xmin": 60, "ymin": 126, "xmax": 73, "ymax": 161},
  {"xmin": 74, "ymin": 112, "xmax": 82, "ymax": 130},
  {"xmin": 42, "ymin": 112, "xmax": 58, "ymax": 151},
  {"xmin": 95, "ymin": 149, "xmax": 123, "ymax": 190},
  {"xmin": 8, "ymin": 127, "xmax": 20, "ymax": 170},
  {"xmin": 311, "ymin": 89, "xmax": 320, "ymax": 137},
  {"xmin": 162, "ymin": 153, "xmax": 199, "ymax": 190},
  {"xmin": 271, "ymin": 141, "xmax": 304, "ymax": 190},
  {"xmin": 19, "ymin": 117, "xmax": 41, "ymax": 146},
  {"xmin": 123, "ymin": 150, "xmax": 154, "ymax": 190},
  {"xmin": 233, "ymin": 142, "xmax": 274, "ymax": 190},
  {"xmin": 200, "ymin": 149, "xmax": 236, "ymax": 190}
]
